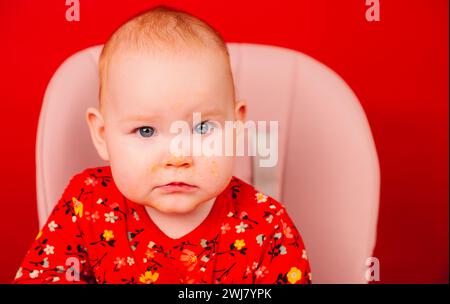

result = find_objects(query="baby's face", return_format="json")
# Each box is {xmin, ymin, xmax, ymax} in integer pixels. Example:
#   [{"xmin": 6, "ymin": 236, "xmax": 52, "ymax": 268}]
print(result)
[{"xmin": 94, "ymin": 48, "xmax": 243, "ymax": 214}]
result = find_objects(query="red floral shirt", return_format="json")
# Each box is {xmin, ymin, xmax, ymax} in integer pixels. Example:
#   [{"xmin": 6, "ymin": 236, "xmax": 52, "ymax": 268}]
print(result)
[{"xmin": 13, "ymin": 166, "xmax": 312, "ymax": 284}]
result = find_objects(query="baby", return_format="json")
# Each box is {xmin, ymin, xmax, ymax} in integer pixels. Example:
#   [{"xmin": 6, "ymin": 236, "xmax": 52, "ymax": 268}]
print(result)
[{"xmin": 13, "ymin": 6, "xmax": 311, "ymax": 284}]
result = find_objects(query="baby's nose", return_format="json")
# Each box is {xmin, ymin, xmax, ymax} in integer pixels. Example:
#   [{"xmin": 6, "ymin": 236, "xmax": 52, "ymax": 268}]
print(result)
[{"xmin": 164, "ymin": 154, "xmax": 193, "ymax": 168}]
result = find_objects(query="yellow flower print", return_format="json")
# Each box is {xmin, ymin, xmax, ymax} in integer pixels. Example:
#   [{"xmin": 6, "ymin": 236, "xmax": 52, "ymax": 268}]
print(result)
[
  {"xmin": 234, "ymin": 239, "xmax": 246, "ymax": 250},
  {"xmin": 35, "ymin": 230, "xmax": 43, "ymax": 240},
  {"xmin": 287, "ymin": 266, "xmax": 302, "ymax": 284},
  {"xmin": 102, "ymin": 230, "xmax": 114, "ymax": 241},
  {"xmin": 139, "ymin": 271, "xmax": 159, "ymax": 284},
  {"xmin": 72, "ymin": 197, "xmax": 83, "ymax": 218},
  {"xmin": 255, "ymin": 192, "xmax": 268, "ymax": 203}
]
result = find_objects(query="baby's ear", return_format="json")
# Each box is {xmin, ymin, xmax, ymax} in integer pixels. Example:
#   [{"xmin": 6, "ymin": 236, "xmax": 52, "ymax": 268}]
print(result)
[
  {"xmin": 86, "ymin": 107, "xmax": 110, "ymax": 161},
  {"xmin": 234, "ymin": 99, "xmax": 247, "ymax": 122}
]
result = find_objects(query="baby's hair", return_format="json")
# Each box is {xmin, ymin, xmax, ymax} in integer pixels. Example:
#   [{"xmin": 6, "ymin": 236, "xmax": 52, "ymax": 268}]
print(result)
[{"xmin": 98, "ymin": 5, "xmax": 235, "ymax": 110}]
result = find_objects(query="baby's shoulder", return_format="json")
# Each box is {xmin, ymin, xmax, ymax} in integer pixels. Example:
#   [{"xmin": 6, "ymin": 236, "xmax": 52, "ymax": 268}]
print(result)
[
  {"xmin": 230, "ymin": 176, "xmax": 289, "ymax": 227},
  {"xmin": 66, "ymin": 166, "xmax": 113, "ymax": 198},
  {"xmin": 62, "ymin": 165, "xmax": 123, "ymax": 218},
  {"xmin": 71, "ymin": 166, "xmax": 112, "ymax": 184}
]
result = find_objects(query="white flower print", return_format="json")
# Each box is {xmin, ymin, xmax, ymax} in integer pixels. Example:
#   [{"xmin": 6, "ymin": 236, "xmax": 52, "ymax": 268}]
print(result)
[
  {"xmin": 220, "ymin": 223, "xmax": 231, "ymax": 234},
  {"xmin": 255, "ymin": 266, "xmax": 269, "ymax": 279},
  {"xmin": 133, "ymin": 210, "xmax": 140, "ymax": 221},
  {"xmin": 96, "ymin": 198, "xmax": 103, "ymax": 205},
  {"xmin": 148, "ymin": 241, "xmax": 156, "ymax": 249},
  {"xmin": 44, "ymin": 244, "xmax": 55, "ymax": 255},
  {"xmin": 274, "ymin": 232, "xmax": 282, "ymax": 240},
  {"xmin": 127, "ymin": 257, "xmax": 135, "ymax": 266},
  {"xmin": 302, "ymin": 249, "xmax": 308, "ymax": 260},
  {"xmin": 84, "ymin": 176, "xmax": 98, "ymax": 186},
  {"xmin": 256, "ymin": 234, "xmax": 265, "ymax": 246},
  {"xmin": 29, "ymin": 270, "xmax": 39, "ymax": 279},
  {"xmin": 42, "ymin": 257, "xmax": 49, "ymax": 268},
  {"xmin": 114, "ymin": 257, "xmax": 126, "ymax": 269},
  {"xmin": 104, "ymin": 211, "xmax": 118, "ymax": 223},
  {"xmin": 235, "ymin": 221, "xmax": 248, "ymax": 233},
  {"xmin": 87, "ymin": 211, "xmax": 100, "ymax": 222},
  {"xmin": 252, "ymin": 262, "xmax": 259, "ymax": 270},
  {"xmin": 48, "ymin": 220, "xmax": 58, "ymax": 232},
  {"xmin": 15, "ymin": 267, "xmax": 23, "ymax": 279}
]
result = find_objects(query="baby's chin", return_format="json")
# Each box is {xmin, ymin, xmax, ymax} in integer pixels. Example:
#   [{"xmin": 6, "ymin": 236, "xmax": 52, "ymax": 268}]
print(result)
[{"xmin": 144, "ymin": 197, "xmax": 205, "ymax": 214}]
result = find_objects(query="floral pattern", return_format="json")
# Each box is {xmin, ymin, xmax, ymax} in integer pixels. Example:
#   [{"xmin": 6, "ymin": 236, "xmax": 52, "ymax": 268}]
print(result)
[{"xmin": 13, "ymin": 166, "xmax": 311, "ymax": 284}]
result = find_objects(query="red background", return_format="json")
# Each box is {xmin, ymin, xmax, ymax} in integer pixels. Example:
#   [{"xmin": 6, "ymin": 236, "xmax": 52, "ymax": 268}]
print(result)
[{"xmin": 0, "ymin": 0, "xmax": 448, "ymax": 283}]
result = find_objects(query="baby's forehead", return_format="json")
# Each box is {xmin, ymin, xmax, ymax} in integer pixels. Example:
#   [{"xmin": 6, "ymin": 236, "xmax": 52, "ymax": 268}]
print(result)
[
  {"xmin": 105, "ymin": 47, "xmax": 231, "ymax": 92},
  {"xmin": 100, "ymin": 45, "xmax": 234, "ymax": 115},
  {"xmin": 104, "ymin": 44, "xmax": 232, "ymax": 92},
  {"xmin": 103, "ymin": 63, "xmax": 233, "ymax": 117}
]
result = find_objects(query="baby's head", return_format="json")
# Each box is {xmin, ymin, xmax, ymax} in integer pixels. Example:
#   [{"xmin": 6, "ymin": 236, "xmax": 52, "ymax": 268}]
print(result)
[{"xmin": 86, "ymin": 6, "xmax": 246, "ymax": 214}]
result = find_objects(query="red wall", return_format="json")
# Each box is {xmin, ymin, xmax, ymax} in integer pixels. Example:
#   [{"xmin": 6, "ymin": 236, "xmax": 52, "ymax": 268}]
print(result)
[{"xmin": 0, "ymin": 0, "xmax": 448, "ymax": 283}]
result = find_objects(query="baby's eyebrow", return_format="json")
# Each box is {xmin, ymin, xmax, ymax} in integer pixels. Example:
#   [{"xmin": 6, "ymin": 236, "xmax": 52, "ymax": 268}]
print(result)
[
  {"xmin": 119, "ymin": 115, "xmax": 159, "ymax": 123},
  {"xmin": 119, "ymin": 109, "xmax": 224, "ymax": 123},
  {"xmin": 197, "ymin": 109, "xmax": 223, "ymax": 117}
]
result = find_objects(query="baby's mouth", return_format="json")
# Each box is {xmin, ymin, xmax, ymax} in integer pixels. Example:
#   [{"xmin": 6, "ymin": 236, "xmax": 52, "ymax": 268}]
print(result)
[{"xmin": 154, "ymin": 182, "xmax": 198, "ymax": 192}]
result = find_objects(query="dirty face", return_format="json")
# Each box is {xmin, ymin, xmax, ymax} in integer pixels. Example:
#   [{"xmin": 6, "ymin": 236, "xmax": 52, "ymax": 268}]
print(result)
[{"xmin": 97, "ymin": 48, "xmax": 242, "ymax": 214}]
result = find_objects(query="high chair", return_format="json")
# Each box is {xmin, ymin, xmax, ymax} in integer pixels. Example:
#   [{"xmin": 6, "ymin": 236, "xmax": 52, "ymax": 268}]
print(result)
[{"xmin": 36, "ymin": 43, "xmax": 380, "ymax": 283}]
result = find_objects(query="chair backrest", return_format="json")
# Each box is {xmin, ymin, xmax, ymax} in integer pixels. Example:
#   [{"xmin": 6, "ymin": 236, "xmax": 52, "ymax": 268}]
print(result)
[{"xmin": 36, "ymin": 43, "xmax": 380, "ymax": 283}]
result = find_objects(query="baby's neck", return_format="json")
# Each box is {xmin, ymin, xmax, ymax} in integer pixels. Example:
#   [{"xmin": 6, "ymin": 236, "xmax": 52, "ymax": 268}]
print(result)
[{"xmin": 145, "ymin": 198, "xmax": 216, "ymax": 240}]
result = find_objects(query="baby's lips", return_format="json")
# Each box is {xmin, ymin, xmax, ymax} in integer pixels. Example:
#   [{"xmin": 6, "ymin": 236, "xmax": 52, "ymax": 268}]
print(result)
[
  {"xmin": 154, "ymin": 182, "xmax": 198, "ymax": 192},
  {"xmin": 158, "ymin": 181, "xmax": 196, "ymax": 187}
]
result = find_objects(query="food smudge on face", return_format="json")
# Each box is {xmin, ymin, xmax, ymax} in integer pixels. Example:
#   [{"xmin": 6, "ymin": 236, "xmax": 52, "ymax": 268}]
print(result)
[
  {"xmin": 151, "ymin": 163, "xmax": 161, "ymax": 173},
  {"xmin": 210, "ymin": 160, "xmax": 218, "ymax": 177}
]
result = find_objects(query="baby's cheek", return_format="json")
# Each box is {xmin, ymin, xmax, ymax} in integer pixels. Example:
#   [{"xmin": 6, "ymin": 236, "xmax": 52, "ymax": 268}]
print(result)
[
  {"xmin": 149, "ymin": 163, "xmax": 162, "ymax": 174},
  {"xmin": 112, "ymin": 167, "xmax": 147, "ymax": 203},
  {"xmin": 210, "ymin": 160, "xmax": 219, "ymax": 177},
  {"xmin": 203, "ymin": 157, "xmax": 234, "ymax": 182},
  {"xmin": 202, "ymin": 158, "xmax": 234, "ymax": 198}
]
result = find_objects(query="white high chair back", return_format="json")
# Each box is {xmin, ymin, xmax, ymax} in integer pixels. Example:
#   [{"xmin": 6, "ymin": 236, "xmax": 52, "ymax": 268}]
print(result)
[{"xmin": 36, "ymin": 43, "xmax": 380, "ymax": 283}]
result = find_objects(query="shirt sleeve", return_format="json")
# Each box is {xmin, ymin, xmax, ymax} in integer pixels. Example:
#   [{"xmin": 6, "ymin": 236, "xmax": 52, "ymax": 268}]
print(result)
[
  {"xmin": 253, "ymin": 205, "xmax": 312, "ymax": 284},
  {"xmin": 12, "ymin": 172, "xmax": 95, "ymax": 284}
]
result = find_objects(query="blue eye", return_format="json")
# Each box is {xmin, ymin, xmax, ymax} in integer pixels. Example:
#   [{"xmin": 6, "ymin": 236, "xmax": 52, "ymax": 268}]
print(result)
[
  {"xmin": 194, "ymin": 121, "xmax": 216, "ymax": 135},
  {"xmin": 137, "ymin": 126, "xmax": 156, "ymax": 138}
]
